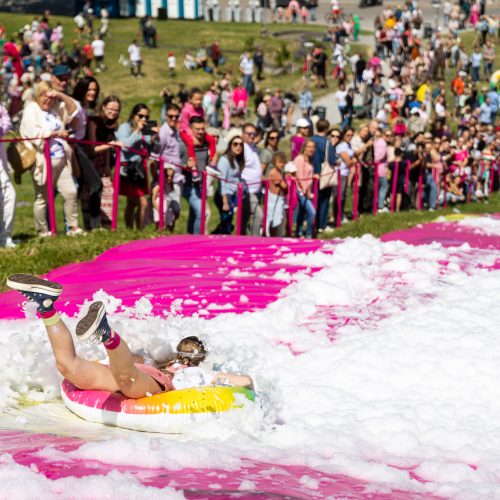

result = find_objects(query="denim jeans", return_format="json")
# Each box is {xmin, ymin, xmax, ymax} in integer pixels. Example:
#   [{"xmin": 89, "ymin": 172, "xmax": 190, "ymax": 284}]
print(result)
[
  {"xmin": 296, "ymin": 192, "xmax": 316, "ymax": 238},
  {"xmin": 243, "ymin": 75, "xmax": 254, "ymax": 95},
  {"xmin": 317, "ymin": 187, "xmax": 333, "ymax": 229},
  {"xmin": 378, "ymin": 176, "xmax": 388, "ymax": 209},
  {"xmin": 471, "ymin": 66, "xmax": 480, "ymax": 82},
  {"xmin": 183, "ymin": 183, "xmax": 202, "ymax": 234},
  {"xmin": 425, "ymin": 171, "xmax": 437, "ymax": 210}
]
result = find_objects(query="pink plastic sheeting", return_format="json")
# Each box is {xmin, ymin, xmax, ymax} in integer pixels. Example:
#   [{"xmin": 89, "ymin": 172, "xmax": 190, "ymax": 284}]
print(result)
[
  {"xmin": 0, "ymin": 430, "xmax": 441, "ymax": 499},
  {"xmin": 0, "ymin": 236, "xmax": 325, "ymax": 320},
  {"xmin": 382, "ymin": 216, "xmax": 500, "ymax": 250}
]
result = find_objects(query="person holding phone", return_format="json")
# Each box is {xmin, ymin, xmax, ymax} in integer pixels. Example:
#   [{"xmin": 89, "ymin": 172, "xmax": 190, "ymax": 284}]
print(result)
[{"xmin": 116, "ymin": 103, "xmax": 157, "ymax": 229}]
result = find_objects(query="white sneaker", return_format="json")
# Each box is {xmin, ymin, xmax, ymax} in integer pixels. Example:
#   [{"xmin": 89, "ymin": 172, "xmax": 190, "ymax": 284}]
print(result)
[
  {"xmin": 66, "ymin": 228, "xmax": 85, "ymax": 237},
  {"xmin": 317, "ymin": 228, "xmax": 324, "ymax": 234},
  {"xmin": 341, "ymin": 216, "xmax": 349, "ymax": 224},
  {"xmin": 324, "ymin": 226, "xmax": 335, "ymax": 233},
  {"xmin": 39, "ymin": 231, "xmax": 53, "ymax": 238},
  {"xmin": 377, "ymin": 207, "xmax": 389, "ymax": 214},
  {"xmin": 3, "ymin": 237, "xmax": 17, "ymax": 249},
  {"xmin": 428, "ymin": 208, "xmax": 435, "ymax": 212}
]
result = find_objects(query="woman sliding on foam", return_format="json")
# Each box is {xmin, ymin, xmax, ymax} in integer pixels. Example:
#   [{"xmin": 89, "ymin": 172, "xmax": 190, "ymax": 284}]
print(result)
[{"xmin": 7, "ymin": 274, "xmax": 253, "ymax": 398}]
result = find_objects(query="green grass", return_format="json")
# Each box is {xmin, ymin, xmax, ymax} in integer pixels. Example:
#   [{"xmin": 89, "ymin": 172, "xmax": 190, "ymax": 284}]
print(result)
[{"xmin": 0, "ymin": 13, "xmax": 333, "ymax": 119}]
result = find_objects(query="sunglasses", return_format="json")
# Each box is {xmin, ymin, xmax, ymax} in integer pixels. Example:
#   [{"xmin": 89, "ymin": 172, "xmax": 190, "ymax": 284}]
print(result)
[
  {"xmin": 331, "ymin": 134, "xmax": 341, "ymax": 139},
  {"xmin": 244, "ymin": 131, "xmax": 257, "ymax": 137},
  {"xmin": 232, "ymin": 141, "xmax": 243, "ymax": 146},
  {"xmin": 269, "ymin": 136, "xmax": 279, "ymax": 140},
  {"xmin": 137, "ymin": 113, "xmax": 149, "ymax": 120},
  {"xmin": 167, "ymin": 114, "xmax": 179, "ymax": 120}
]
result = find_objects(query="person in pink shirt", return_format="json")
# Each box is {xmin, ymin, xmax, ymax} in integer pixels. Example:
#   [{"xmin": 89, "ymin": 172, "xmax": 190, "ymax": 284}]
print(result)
[
  {"xmin": 373, "ymin": 129, "xmax": 389, "ymax": 212},
  {"xmin": 231, "ymin": 82, "xmax": 248, "ymax": 128},
  {"xmin": 179, "ymin": 87, "xmax": 204, "ymax": 134},
  {"xmin": 293, "ymin": 138, "xmax": 316, "ymax": 237}
]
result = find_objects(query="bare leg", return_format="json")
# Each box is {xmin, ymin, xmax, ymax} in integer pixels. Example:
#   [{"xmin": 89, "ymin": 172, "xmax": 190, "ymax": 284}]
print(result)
[
  {"xmin": 76, "ymin": 302, "xmax": 162, "ymax": 399},
  {"xmin": 45, "ymin": 318, "xmax": 120, "ymax": 392}
]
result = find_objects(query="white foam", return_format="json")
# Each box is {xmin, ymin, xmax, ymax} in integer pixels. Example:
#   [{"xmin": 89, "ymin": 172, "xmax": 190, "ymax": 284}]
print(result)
[{"xmin": 1, "ymin": 230, "xmax": 500, "ymax": 495}]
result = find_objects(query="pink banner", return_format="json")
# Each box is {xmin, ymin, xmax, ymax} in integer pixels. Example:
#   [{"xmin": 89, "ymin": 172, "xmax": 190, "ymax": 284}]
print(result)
[
  {"xmin": 262, "ymin": 180, "xmax": 269, "ymax": 237},
  {"xmin": 158, "ymin": 157, "xmax": 165, "ymax": 231},
  {"xmin": 373, "ymin": 162, "xmax": 379, "ymax": 216},
  {"xmin": 200, "ymin": 171, "xmax": 207, "ymax": 235},
  {"xmin": 353, "ymin": 163, "xmax": 359, "ymax": 221},
  {"xmin": 336, "ymin": 170, "xmax": 342, "ymax": 227},
  {"xmin": 236, "ymin": 182, "xmax": 243, "ymax": 235},
  {"xmin": 390, "ymin": 162, "xmax": 399, "ymax": 213},
  {"xmin": 43, "ymin": 139, "xmax": 57, "ymax": 235},
  {"xmin": 111, "ymin": 147, "xmax": 121, "ymax": 231},
  {"xmin": 418, "ymin": 169, "xmax": 423, "ymax": 211}
]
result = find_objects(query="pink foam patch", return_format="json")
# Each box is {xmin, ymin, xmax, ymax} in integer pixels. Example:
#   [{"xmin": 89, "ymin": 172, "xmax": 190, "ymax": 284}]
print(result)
[
  {"xmin": 0, "ymin": 236, "xmax": 325, "ymax": 320},
  {"xmin": 0, "ymin": 430, "xmax": 441, "ymax": 498}
]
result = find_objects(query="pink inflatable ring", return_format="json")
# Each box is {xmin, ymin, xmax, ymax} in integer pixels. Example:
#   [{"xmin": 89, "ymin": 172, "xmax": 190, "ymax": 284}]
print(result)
[{"xmin": 61, "ymin": 379, "xmax": 256, "ymax": 433}]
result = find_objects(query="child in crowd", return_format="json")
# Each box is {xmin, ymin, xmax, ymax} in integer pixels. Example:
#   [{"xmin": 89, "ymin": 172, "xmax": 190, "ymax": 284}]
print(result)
[
  {"xmin": 167, "ymin": 51, "xmax": 176, "ymax": 78},
  {"xmin": 150, "ymin": 163, "xmax": 181, "ymax": 233},
  {"xmin": 266, "ymin": 151, "xmax": 288, "ymax": 236},
  {"xmin": 179, "ymin": 88, "xmax": 217, "ymax": 166}
]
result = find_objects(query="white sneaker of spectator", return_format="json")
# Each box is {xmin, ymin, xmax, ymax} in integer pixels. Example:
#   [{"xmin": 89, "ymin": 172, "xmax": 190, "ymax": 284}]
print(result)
[
  {"xmin": 1, "ymin": 237, "xmax": 17, "ymax": 249},
  {"xmin": 377, "ymin": 207, "xmax": 389, "ymax": 214},
  {"xmin": 66, "ymin": 228, "xmax": 85, "ymax": 237},
  {"xmin": 39, "ymin": 231, "xmax": 53, "ymax": 238}
]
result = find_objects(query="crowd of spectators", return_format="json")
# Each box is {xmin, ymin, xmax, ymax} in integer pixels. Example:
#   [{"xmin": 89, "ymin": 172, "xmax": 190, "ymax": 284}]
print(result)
[{"xmin": 0, "ymin": 2, "xmax": 499, "ymax": 249}]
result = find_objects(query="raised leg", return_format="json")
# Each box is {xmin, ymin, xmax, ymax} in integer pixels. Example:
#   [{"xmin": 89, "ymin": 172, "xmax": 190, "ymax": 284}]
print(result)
[{"xmin": 76, "ymin": 302, "xmax": 162, "ymax": 398}]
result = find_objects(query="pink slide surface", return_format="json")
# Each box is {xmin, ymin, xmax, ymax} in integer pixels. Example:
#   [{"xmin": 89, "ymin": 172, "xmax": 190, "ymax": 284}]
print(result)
[{"xmin": 1, "ymin": 218, "xmax": 499, "ymax": 498}]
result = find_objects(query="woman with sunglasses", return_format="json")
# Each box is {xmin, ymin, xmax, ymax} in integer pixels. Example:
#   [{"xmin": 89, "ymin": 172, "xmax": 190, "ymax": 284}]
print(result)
[
  {"xmin": 293, "ymin": 138, "xmax": 316, "ymax": 238},
  {"xmin": 6, "ymin": 273, "xmax": 254, "ymax": 400},
  {"xmin": 116, "ymin": 103, "xmax": 157, "ymax": 229},
  {"xmin": 260, "ymin": 129, "xmax": 281, "ymax": 178},
  {"xmin": 217, "ymin": 131, "xmax": 249, "ymax": 235}
]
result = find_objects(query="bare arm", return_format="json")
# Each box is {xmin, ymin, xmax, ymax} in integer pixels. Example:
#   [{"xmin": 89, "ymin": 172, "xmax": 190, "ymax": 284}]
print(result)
[{"xmin": 211, "ymin": 372, "xmax": 254, "ymax": 390}]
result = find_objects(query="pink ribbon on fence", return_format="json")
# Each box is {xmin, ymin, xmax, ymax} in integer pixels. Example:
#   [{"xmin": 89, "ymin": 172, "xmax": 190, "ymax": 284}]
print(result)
[
  {"xmin": 353, "ymin": 163, "xmax": 359, "ymax": 221},
  {"xmin": 373, "ymin": 162, "xmax": 379, "ymax": 216},
  {"xmin": 287, "ymin": 177, "xmax": 295, "ymax": 236},
  {"xmin": 262, "ymin": 180, "xmax": 269, "ymax": 237},
  {"xmin": 336, "ymin": 170, "xmax": 342, "ymax": 227},
  {"xmin": 43, "ymin": 139, "xmax": 57, "ymax": 235},
  {"xmin": 443, "ymin": 169, "xmax": 448, "ymax": 209},
  {"xmin": 312, "ymin": 178, "xmax": 319, "ymax": 232},
  {"xmin": 200, "ymin": 171, "xmax": 207, "ymax": 235},
  {"xmin": 111, "ymin": 147, "xmax": 121, "ymax": 231},
  {"xmin": 417, "ymin": 169, "xmax": 423, "ymax": 211},
  {"xmin": 158, "ymin": 157, "xmax": 165, "ymax": 231},
  {"xmin": 404, "ymin": 160, "xmax": 410, "ymax": 194},
  {"xmin": 236, "ymin": 182, "xmax": 243, "ymax": 235},
  {"xmin": 390, "ymin": 162, "xmax": 399, "ymax": 213}
]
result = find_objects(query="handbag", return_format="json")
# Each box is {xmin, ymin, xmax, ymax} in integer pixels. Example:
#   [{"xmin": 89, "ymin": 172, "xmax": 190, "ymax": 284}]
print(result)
[
  {"xmin": 319, "ymin": 140, "xmax": 338, "ymax": 189},
  {"xmin": 120, "ymin": 158, "xmax": 147, "ymax": 187},
  {"xmin": 6, "ymin": 137, "xmax": 36, "ymax": 185}
]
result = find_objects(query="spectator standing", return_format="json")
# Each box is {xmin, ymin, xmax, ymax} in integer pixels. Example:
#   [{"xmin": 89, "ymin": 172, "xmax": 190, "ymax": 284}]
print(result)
[
  {"xmin": 483, "ymin": 40, "xmax": 495, "ymax": 80},
  {"xmin": 0, "ymin": 103, "xmax": 16, "ymax": 248},
  {"xmin": 72, "ymin": 76, "xmax": 103, "ymax": 231},
  {"xmin": 91, "ymin": 35, "xmax": 105, "ymax": 72},
  {"xmin": 86, "ymin": 95, "xmax": 123, "ymax": 228},
  {"xmin": 242, "ymin": 123, "xmax": 264, "ymax": 235},
  {"xmin": 167, "ymin": 52, "xmax": 176, "ymax": 78},
  {"xmin": 218, "ymin": 131, "xmax": 248, "ymax": 234},
  {"xmin": 20, "ymin": 81, "xmax": 81, "ymax": 237},
  {"xmin": 335, "ymin": 128, "xmax": 356, "ymax": 224},
  {"xmin": 180, "ymin": 117, "xmax": 212, "ymax": 234},
  {"xmin": 293, "ymin": 139, "xmax": 316, "ymax": 238},
  {"xmin": 128, "ymin": 39, "xmax": 143, "ymax": 78},
  {"xmin": 470, "ymin": 46, "xmax": 482, "ymax": 83},
  {"xmin": 373, "ymin": 128, "xmax": 389, "ymax": 213},
  {"xmin": 291, "ymin": 117, "xmax": 311, "ymax": 160},
  {"xmin": 260, "ymin": 129, "xmax": 281, "ymax": 177},
  {"xmin": 311, "ymin": 119, "xmax": 330, "ymax": 232},
  {"xmin": 116, "ymin": 103, "xmax": 154, "ymax": 229},
  {"xmin": 158, "ymin": 103, "xmax": 184, "ymax": 228},
  {"xmin": 253, "ymin": 47, "xmax": 264, "ymax": 81},
  {"xmin": 239, "ymin": 50, "xmax": 255, "ymax": 96}
]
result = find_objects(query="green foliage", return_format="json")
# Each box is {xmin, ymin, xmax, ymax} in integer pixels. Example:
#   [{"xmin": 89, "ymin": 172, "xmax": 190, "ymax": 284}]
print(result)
[{"xmin": 275, "ymin": 41, "xmax": 291, "ymax": 68}]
